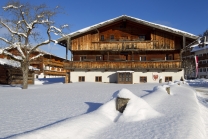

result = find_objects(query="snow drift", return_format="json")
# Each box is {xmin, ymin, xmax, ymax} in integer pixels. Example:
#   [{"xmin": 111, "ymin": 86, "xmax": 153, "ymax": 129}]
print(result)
[{"xmin": 14, "ymin": 88, "xmax": 161, "ymax": 139}]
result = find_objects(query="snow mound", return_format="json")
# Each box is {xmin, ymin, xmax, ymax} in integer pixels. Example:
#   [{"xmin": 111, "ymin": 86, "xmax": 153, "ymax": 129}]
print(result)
[
  {"xmin": 117, "ymin": 88, "xmax": 161, "ymax": 122},
  {"xmin": 14, "ymin": 88, "xmax": 161, "ymax": 139},
  {"xmin": 153, "ymin": 84, "xmax": 170, "ymax": 92}
]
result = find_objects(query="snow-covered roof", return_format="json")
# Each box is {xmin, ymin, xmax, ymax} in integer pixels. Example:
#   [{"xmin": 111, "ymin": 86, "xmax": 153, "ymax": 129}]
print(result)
[
  {"xmin": 58, "ymin": 15, "xmax": 198, "ymax": 42},
  {"xmin": 0, "ymin": 47, "xmax": 66, "ymax": 60},
  {"xmin": 191, "ymin": 44, "xmax": 208, "ymax": 52},
  {"xmin": 0, "ymin": 58, "xmax": 39, "ymax": 70}
]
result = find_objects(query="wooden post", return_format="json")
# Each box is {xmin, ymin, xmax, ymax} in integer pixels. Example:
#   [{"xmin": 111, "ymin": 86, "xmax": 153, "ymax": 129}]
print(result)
[
  {"xmin": 66, "ymin": 37, "xmax": 70, "ymax": 60},
  {"xmin": 32, "ymin": 73, "xmax": 35, "ymax": 85},
  {"xmin": 183, "ymin": 36, "xmax": 186, "ymax": 48},
  {"xmin": 65, "ymin": 73, "xmax": 69, "ymax": 83},
  {"xmin": 166, "ymin": 87, "xmax": 170, "ymax": 94}
]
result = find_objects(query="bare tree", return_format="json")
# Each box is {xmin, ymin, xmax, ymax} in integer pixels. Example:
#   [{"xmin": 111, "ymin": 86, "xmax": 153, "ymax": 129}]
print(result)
[{"xmin": 0, "ymin": 0, "xmax": 68, "ymax": 89}]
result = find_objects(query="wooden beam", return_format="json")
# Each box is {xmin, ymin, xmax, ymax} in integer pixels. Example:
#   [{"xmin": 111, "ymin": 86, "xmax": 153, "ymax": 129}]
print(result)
[
  {"xmin": 66, "ymin": 37, "xmax": 70, "ymax": 60},
  {"xmin": 183, "ymin": 36, "xmax": 186, "ymax": 48}
]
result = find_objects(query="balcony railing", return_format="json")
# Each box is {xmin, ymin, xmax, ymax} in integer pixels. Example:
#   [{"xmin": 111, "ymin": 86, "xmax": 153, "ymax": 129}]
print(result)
[
  {"xmin": 73, "ymin": 40, "xmax": 175, "ymax": 51},
  {"xmin": 199, "ymin": 63, "xmax": 208, "ymax": 68},
  {"xmin": 44, "ymin": 60, "xmax": 63, "ymax": 67},
  {"xmin": 44, "ymin": 70, "xmax": 66, "ymax": 76},
  {"xmin": 64, "ymin": 61, "xmax": 182, "ymax": 70},
  {"xmin": 198, "ymin": 55, "xmax": 208, "ymax": 60}
]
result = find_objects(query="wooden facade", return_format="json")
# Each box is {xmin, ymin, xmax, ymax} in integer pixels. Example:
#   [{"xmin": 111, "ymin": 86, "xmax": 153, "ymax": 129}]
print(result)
[
  {"xmin": 30, "ymin": 54, "xmax": 68, "ymax": 77},
  {"xmin": 0, "ymin": 64, "xmax": 34, "ymax": 85},
  {"xmin": 58, "ymin": 15, "xmax": 198, "ymax": 83},
  {"xmin": 0, "ymin": 48, "xmax": 68, "ymax": 78}
]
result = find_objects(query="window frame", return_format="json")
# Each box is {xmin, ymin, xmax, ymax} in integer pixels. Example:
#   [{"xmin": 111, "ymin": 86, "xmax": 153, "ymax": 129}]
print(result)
[
  {"xmin": 95, "ymin": 76, "xmax": 102, "ymax": 82},
  {"xmin": 165, "ymin": 76, "xmax": 172, "ymax": 82},
  {"xmin": 80, "ymin": 56, "xmax": 87, "ymax": 61},
  {"xmin": 96, "ymin": 55, "xmax": 102, "ymax": 61},
  {"xmin": 110, "ymin": 35, "xmax": 114, "ymax": 40},
  {"xmin": 100, "ymin": 35, "xmax": 104, "ymax": 41},
  {"xmin": 79, "ymin": 76, "xmax": 85, "ymax": 82},
  {"xmin": 140, "ymin": 56, "xmax": 146, "ymax": 61},
  {"xmin": 140, "ymin": 76, "xmax": 147, "ymax": 83}
]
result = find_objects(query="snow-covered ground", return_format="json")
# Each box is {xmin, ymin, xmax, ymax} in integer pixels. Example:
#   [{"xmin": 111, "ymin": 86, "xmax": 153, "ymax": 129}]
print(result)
[{"xmin": 0, "ymin": 78, "xmax": 208, "ymax": 139}]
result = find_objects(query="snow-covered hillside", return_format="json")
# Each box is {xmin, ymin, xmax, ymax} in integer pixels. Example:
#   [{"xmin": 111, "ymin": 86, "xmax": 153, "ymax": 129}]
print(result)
[{"xmin": 0, "ymin": 80, "xmax": 208, "ymax": 139}]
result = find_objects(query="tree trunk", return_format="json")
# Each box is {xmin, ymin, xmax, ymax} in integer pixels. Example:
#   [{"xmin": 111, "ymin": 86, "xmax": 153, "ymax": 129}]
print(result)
[{"xmin": 21, "ymin": 60, "xmax": 29, "ymax": 89}]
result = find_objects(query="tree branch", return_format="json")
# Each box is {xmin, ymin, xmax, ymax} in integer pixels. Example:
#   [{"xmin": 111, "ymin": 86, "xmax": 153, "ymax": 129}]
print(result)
[
  {"xmin": 0, "ymin": 37, "xmax": 12, "ymax": 45},
  {"xmin": 0, "ymin": 19, "xmax": 27, "ymax": 38},
  {"xmin": 29, "ymin": 53, "xmax": 44, "ymax": 61},
  {"xmin": 28, "ymin": 28, "xmax": 51, "ymax": 54},
  {"xmin": 2, "ymin": 49, "xmax": 22, "ymax": 62}
]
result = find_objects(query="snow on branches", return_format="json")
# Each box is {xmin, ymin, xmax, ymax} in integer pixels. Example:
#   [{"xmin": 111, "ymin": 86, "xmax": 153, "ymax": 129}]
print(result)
[
  {"xmin": 0, "ymin": 1, "xmax": 68, "ymax": 62},
  {"xmin": 3, "ymin": 5, "xmax": 18, "ymax": 10}
]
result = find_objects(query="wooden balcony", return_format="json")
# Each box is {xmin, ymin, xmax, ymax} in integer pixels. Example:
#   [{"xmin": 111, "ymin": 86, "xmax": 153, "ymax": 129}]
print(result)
[
  {"xmin": 64, "ymin": 61, "xmax": 182, "ymax": 70},
  {"xmin": 44, "ymin": 60, "xmax": 63, "ymax": 67},
  {"xmin": 75, "ymin": 40, "xmax": 175, "ymax": 51},
  {"xmin": 44, "ymin": 70, "xmax": 66, "ymax": 76},
  {"xmin": 30, "ymin": 61, "xmax": 41, "ymax": 64}
]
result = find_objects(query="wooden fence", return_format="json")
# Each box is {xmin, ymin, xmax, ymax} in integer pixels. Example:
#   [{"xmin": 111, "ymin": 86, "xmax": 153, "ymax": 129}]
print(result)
[{"xmin": 0, "ymin": 65, "xmax": 34, "ymax": 85}]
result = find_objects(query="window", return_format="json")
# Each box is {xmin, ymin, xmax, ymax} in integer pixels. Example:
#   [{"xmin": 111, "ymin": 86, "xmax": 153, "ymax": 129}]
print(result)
[
  {"xmin": 165, "ymin": 76, "xmax": 172, "ymax": 82},
  {"xmin": 95, "ymin": 76, "xmax": 102, "ymax": 82},
  {"xmin": 80, "ymin": 56, "xmax": 86, "ymax": 61},
  {"xmin": 118, "ymin": 72, "xmax": 132, "ymax": 84},
  {"xmin": 140, "ymin": 76, "xmax": 147, "ymax": 83},
  {"xmin": 139, "ymin": 35, "xmax": 145, "ymax": 41},
  {"xmin": 96, "ymin": 56, "xmax": 102, "ymax": 61},
  {"xmin": 140, "ymin": 56, "xmax": 146, "ymax": 61},
  {"xmin": 100, "ymin": 35, "xmax": 104, "ymax": 41},
  {"xmin": 166, "ymin": 54, "xmax": 173, "ymax": 60},
  {"xmin": 110, "ymin": 35, "xmax": 114, "ymax": 40},
  {"xmin": 79, "ymin": 76, "xmax": 85, "ymax": 82},
  {"xmin": 203, "ymin": 68, "xmax": 206, "ymax": 72},
  {"xmin": 199, "ymin": 68, "xmax": 202, "ymax": 72}
]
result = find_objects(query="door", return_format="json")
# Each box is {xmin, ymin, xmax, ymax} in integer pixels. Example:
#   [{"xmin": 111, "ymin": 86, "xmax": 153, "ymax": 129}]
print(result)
[{"xmin": 117, "ymin": 72, "xmax": 132, "ymax": 84}]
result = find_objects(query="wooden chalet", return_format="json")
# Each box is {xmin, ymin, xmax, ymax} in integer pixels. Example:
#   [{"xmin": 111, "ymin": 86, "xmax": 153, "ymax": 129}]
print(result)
[
  {"xmin": 183, "ymin": 36, "xmax": 208, "ymax": 79},
  {"xmin": 0, "ymin": 47, "xmax": 68, "ymax": 78},
  {"xmin": 58, "ymin": 15, "xmax": 198, "ymax": 84},
  {"xmin": 30, "ymin": 52, "xmax": 68, "ymax": 78}
]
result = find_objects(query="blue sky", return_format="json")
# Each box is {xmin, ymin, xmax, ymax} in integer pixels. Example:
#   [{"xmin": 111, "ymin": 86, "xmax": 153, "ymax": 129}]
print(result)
[{"xmin": 1, "ymin": 0, "xmax": 208, "ymax": 58}]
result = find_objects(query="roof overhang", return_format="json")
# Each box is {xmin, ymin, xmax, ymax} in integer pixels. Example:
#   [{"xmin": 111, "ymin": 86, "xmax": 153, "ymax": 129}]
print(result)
[{"xmin": 57, "ymin": 15, "xmax": 199, "ymax": 46}]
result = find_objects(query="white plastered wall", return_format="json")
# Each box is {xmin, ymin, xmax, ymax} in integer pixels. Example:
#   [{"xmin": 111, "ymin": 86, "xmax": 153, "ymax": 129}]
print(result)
[
  {"xmin": 70, "ymin": 69, "xmax": 184, "ymax": 83},
  {"xmin": 132, "ymin": 70, "xmax": 184, "ymax": 83},
  {"xmin": 70, "ymin": 71, "xmax": 117, "ymax": 83}
]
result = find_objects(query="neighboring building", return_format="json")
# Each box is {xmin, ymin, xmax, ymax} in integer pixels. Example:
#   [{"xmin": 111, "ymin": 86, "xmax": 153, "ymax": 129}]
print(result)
[
  {"xmin": 185, "ymin": 36, "xmax": 208, "ymax": 79},
  {"xmin": 58, "ymin": 15, "xmax": 198, "ymax": 83},
  {"xmin": 0, "ymin": 47, "xmax": 68, "ymax": 78}
]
